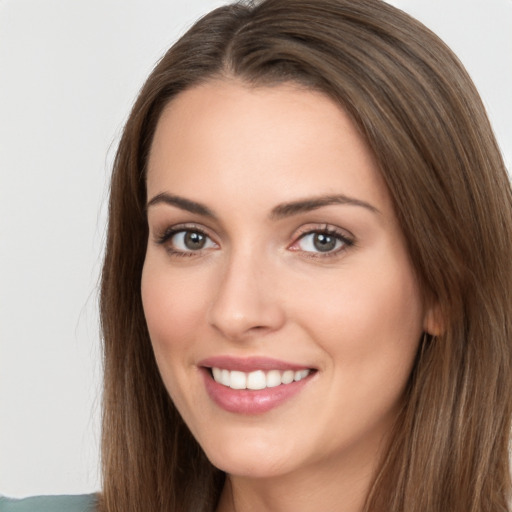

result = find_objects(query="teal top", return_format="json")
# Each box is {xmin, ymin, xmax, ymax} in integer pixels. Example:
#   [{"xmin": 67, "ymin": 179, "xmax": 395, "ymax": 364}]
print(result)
[{"xmin": 0, "ymin": 495, "xmax": 97, "ymax": 512}]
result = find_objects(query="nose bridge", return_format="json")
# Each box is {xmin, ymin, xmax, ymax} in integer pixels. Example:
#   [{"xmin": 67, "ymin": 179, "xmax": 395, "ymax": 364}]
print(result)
[{"xmin": 208, "ymin": 243, "xmax": 284, "ymax": 340}]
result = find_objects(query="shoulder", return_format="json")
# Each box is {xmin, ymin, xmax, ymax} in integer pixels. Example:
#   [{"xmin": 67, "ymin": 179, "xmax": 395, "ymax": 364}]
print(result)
[{"xmin": 0, "ymin": 494, "xmax": 98, "ymax": 512}]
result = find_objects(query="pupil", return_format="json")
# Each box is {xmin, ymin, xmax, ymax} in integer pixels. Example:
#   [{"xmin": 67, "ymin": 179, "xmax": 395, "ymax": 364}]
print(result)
[
  {"xmin": 184, "ymin": 231, "xmax": 205, "ymax": 250},
  {"xmin": 313, "ymin": 233, "xmax": 336, "ymax": 252}
]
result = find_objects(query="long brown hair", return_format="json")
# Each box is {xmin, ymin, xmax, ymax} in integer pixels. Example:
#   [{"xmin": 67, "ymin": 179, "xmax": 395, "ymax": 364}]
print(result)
[{"xmin": 99, "ymin": 1, "xmax": 512, "ymax": 510}]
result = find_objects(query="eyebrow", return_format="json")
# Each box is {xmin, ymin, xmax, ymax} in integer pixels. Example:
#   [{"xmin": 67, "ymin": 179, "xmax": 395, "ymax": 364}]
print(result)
[
  {"xmin": 146, "ymin": 192, "xmax": 216, "ymax": 218},
  {"xmin": 269, "ymin": 194, "xmax": 380, "ymax": 219},
  {"xmin": 146, "ymin": 192, "xmax": 379, "ymax": 219}
]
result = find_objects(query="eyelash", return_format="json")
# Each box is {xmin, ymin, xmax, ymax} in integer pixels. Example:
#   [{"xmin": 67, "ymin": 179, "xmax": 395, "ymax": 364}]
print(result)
[
  {"xmin": 154, "ymin": 224, "xmax": 355, "ymax": 259},
  {"xmin": 155, "ymin": 224, "xmax": 216, "ymax": 258},
  {"xmin": 291, "ymin": 226, "xmax": 355, "ymax": 258}
]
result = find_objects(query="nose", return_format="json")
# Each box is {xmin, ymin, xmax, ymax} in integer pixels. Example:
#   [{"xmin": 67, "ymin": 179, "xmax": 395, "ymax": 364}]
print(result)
[{"xmin": 207, "ymin": 250, "xmax": 286, "ymax": 341}]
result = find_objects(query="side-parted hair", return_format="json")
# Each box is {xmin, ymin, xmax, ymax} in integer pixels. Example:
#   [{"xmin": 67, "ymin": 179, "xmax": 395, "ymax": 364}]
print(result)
[{"xmin": 99, "ymin": 1, "xmax": 512, "ymax": 511}]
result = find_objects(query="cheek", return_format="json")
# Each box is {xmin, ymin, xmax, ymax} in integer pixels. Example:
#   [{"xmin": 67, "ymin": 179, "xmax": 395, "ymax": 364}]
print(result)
[
  {"xmin": 346, "ymin": 266, "xmax": 421, "ymax": 348},
  {"xmin": 140, "ymin": 258, "xmax": 215, "ymax": 416},
  {"xmin": 292, "ymin": 258, "xmax": 423, "ymax": 449},
  {"xmin": 141, "ymin": 259, "xmax": 210, "ymax": 359},
  {"xmin": 294, "ymin": 250, "xmax": 423, "ymax": 386}
]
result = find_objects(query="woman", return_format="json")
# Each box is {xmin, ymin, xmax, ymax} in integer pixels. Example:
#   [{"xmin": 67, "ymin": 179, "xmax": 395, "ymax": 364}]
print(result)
[
  {"xmin": 4, "ymin": 0, "xmax": 510, "ymax": 511},
  {"xmin": 101, "ymin": 0, "xmax": 512, "ymax": 511},
  {"xmin": 98, "ymin": 0, "xmax": 512, "ymax": 511}
]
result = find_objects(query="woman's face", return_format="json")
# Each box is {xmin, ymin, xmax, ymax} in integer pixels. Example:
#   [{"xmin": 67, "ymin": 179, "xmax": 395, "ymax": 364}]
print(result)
[{"xmin": 142, "ymin": 80, "xmax": 428, "ymax": 481}]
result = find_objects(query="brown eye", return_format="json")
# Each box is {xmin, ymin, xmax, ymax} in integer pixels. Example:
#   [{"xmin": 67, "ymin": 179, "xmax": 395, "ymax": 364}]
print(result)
[{"xmin": 183, "ymin": 231, "xmax": 207, "ymax": 250}]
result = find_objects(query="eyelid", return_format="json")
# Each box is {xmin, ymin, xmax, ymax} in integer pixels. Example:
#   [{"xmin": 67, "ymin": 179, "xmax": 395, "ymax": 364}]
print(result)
[
  {"xmin": 153, "ymin": 223, "xmax": 219, "ymax": 254},
  {"xmin": 152, "ymin": 222, "xmax": 354, "ymax": 258},
  {"xmin": 153, "ymin": 221, "xmax": 208, "ymax": 239},
  {"xmin": 288, "ymin": 224, "xmax": 355, "ymax": 257}
]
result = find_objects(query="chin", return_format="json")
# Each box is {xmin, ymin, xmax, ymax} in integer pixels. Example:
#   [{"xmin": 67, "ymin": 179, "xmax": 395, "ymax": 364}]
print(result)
[{"xmin": 200, "ymin": 434, "xmax": 297, "ymax": 479}]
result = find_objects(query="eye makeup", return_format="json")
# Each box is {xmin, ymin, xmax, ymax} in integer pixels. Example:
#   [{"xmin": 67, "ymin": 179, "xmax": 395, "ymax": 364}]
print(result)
[{"xmin": 152, "ymin": 220, "xmax": 355, "ymax": 261}]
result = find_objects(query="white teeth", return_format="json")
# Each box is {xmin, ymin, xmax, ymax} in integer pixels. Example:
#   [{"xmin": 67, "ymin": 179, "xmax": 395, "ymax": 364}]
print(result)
[
  {"xmin": 281, "ymin": 370, "xmax": 294, "ymax": 384},
  {"xmin": 220, "ymin": 369, "xmax": 230, "ymax": 387},
  {"xmin": 212, "ymin": 367, "xmax": 222, "ymax": 382},
  {"xmin": 266, "ymin": 370, "xmax": 282, "ymax": 388},
  {"xmin": 295, "ymin": 369, "xmax": 309, "ymax": 381},
  {"xmin": 211, "ymin": 367, "xmax": 312, "ymax": 389},
  {"xmin": 247, "ymin": 370, "xmax": 266, "ymax": 390},
  {"xmin": 229, "ymin": 370, "xmax": 247, "ymax": 390}
]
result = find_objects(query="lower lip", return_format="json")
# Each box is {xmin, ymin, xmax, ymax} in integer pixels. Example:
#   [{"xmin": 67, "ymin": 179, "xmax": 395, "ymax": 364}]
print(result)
[{"xmin": 201, "ymin": 368, "xmax": 312, "ymax": 414}]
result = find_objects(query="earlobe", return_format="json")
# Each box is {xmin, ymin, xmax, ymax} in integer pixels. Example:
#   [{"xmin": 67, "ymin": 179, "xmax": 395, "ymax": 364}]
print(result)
[{"xmin": 423, "ymin": 303, "xmax": 444, "ymax": 336}]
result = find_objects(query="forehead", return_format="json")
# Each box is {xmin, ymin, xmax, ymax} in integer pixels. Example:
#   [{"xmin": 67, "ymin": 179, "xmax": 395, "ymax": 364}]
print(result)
[{"xmin": 146, "ymin": 79, "xmax": 391, "ymax": 216}]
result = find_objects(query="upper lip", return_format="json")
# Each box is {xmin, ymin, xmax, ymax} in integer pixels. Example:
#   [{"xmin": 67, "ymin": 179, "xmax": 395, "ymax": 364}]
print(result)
[{"xmin": 198, "ymin": 356, "xmax": 313, "ymax": 372}]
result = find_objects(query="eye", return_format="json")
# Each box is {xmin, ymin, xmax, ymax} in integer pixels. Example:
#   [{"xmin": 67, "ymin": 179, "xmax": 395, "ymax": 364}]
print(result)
[
  {"xmin": 156, "ymin": 227, "xmax": 218, "ymax": 255},
  {"xmin": 290, "ymin": 227, "xmax": 354, "ymax": 257},
  {"xmin": 298, "ymin": 232, "xmax": 342, "ymax": 252},
  {"xmin": 173, "ymin": 230, "xmax": 215, "ymax": 251}
]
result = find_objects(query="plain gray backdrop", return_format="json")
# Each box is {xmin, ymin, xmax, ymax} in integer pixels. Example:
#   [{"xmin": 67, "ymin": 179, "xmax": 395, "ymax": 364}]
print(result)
[{"xmin": 1, "ymin": 0, "xmax": 511, "ymax": 498}]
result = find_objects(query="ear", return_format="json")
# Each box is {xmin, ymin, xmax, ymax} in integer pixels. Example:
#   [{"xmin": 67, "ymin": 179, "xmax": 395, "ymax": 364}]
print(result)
[{"xmin": 423, "ymin": 302, "xmax": 444, "ymax": 336}]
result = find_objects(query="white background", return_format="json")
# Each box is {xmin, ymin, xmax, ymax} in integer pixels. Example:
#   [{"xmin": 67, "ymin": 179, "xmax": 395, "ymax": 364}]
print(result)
[{"xmin": 1, "ymin": 0, "xmax": 510, "ymax": 498}]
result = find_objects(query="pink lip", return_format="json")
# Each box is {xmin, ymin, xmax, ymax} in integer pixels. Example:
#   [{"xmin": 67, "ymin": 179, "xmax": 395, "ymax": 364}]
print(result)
[
  {"xmin": 198, "ymin": 355, "xmax": 311, "ymax": 372},
  {"xmin": 198, "ymin": 356, "xmax": 315, "ymax": 415}
]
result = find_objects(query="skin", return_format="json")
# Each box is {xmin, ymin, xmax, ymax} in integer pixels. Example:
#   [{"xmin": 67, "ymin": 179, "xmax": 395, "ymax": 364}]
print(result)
[{"xmin": 142, "ymin": 80, "xmax": 434, "ymax": 512}]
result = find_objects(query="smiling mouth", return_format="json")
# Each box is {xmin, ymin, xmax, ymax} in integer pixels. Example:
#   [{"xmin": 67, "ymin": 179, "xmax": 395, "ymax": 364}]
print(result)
[{"xmin": 210, "ymin": 367, "xmax": 313, "ymax": 390}]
